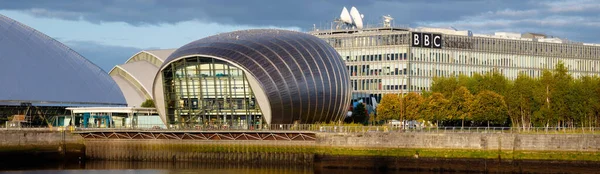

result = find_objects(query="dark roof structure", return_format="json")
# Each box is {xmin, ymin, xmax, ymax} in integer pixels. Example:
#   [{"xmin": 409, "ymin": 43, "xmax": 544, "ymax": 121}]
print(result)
[
  {"xmin": 156, "ymin": 29, "xmax": 351, "ymax": 124},
  {"xmin": 0, "ymin": 14, "xmax": 126, "ymax": 106}
]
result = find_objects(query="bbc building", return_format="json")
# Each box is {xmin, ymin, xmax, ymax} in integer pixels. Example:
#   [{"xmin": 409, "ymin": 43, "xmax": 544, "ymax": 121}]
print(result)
[{"xmin": 310, "ymin": 25, "xmax": 600, "ymax": 101}]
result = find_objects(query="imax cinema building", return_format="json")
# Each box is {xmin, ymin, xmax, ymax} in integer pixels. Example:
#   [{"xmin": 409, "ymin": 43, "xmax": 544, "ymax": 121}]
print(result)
[{"xmin": 114, "ymin": 30, "xmax": 352, "ymax": 128}]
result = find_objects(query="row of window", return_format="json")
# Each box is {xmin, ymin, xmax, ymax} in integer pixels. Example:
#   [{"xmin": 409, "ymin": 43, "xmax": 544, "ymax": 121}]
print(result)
[
  {"xmin": 345, "ymin": 53, "xmax": 408, "ymax": 62},
  {"xmin": 350, "ymin": 78, "xmax": 408, "ymax": 91},
  {"xmin": 444, "ymin": 35, "xmax": 600, "ymax": 59},
  {"xmin": 347, "ymin": 62, "xmax": 409, "ymax": 76},
  {"xmin": 323, "ymin": 33, "xmax": 411, "ymax": 48}
]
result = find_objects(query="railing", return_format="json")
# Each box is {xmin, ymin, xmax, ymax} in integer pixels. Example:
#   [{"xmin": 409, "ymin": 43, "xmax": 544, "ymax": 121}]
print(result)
[
  {"xmin": 73, "ymin": 124, "xmax": 324, "ymax": 132},
  {"xmin": 317, "ymin": 126, "xmax": 600, "ymax": 134},
  {"xmin": 2, "ymin": 123, "xmax": 600, "ymax": 134},
  {"xmin": 1, "ymin": 126, "xmax": 68, "ymax": 132}
]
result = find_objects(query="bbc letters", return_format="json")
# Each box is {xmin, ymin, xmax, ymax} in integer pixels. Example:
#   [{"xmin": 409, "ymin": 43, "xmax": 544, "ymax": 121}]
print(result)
[{"xmin": 412, "ymin": 32, "xmax": 442, "ymax": 49}]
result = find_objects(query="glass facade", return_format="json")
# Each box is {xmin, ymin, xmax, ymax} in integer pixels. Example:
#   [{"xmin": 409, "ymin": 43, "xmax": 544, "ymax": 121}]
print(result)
[{"xmin": 162, "ymin": 57, "xmax": 262, "ymax": 128}]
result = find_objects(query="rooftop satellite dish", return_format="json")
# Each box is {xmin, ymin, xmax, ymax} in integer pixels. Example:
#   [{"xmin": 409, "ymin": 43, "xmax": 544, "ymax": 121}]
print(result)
[
  {"xmin": 340, "ymin": 7, "xmax": 353, "ymax": 24},
  {"xmin": 350, "ymin": 6, "xmax": 363, "ymax": 29},
  {"xmin": 383, "ymin": 15, "xmax": 394, "ymax": 27},
  {"xmin": 383, "ymin": 15, "xmax": 394, "ymax": 22}
]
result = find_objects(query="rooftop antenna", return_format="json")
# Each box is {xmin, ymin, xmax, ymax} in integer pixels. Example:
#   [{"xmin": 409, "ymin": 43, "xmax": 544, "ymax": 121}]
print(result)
[{"xmin": 383, "ymin": 15, "xmax": 394, "ymax": 28}]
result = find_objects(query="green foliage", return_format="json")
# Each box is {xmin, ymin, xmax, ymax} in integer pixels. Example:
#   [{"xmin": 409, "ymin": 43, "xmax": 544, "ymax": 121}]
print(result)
[
  {"xmin": 470, "ymin": 90, "xmax": 508, "ymax": 127},
  {"xmin": 506, "ymin": 73, "xmax": 538, "ymax": 128},
  {"xmin": 423, "ymin": 92, "xmax": 450, "ymax": 126},
  {"xmin": 418, "ymin": 61, "xmax": 600, "ymax": 128},
  {"xmin": 345, "ymin": 103, "xmax": 368, "ymax": 124},
  {"xmin": 376, "ymin": 94, "xmax": 402, "ymax": 121},
  {"xmin": 450, "ymin": 86, "xmax": 473, "ymax": 127},
  {"xmin": 403, "ymin": 92, "xmax": 425, "ymax": 121},
  {"xmin": 141, "ymin": 99, "xmax": 155, "ymax": 108},
  {"xmin": 430, "ymin": 76, "xmax": 459, "ymax": 98}
]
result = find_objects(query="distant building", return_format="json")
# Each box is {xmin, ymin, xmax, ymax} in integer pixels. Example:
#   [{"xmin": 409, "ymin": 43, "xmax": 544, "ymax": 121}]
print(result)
[
  {"xmin": 310, "ymin": 14, "xmax": 600, "ymax": 101},
  {"xmin": 0, "ymin": 14, "xmax": 126, "ymax": 125}
]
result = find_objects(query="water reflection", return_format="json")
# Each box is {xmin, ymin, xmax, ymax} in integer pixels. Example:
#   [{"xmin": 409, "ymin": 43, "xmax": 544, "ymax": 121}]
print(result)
[
  {"xmin": 1, "ymin": 159, "xmax": 599, "ymax": 174},
  {"xmin": 1, "ymin": 161, "xmax": 312, "ymax": 174}
]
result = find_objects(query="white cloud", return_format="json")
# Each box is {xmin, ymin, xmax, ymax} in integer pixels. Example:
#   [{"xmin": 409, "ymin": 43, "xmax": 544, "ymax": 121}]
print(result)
[
  {"xmin": 541, "ymin": 0, "xmax": 600, "ymax": 13},
  {"xmin": 1, "ymin": 10, "xmax": 301, "ymax": 49}
]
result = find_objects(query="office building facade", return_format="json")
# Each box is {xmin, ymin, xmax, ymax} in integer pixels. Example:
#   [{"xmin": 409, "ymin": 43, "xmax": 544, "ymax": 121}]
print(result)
[{"xmin": 311, "ymin": 25, "xmax": 600, "ymax": 101}]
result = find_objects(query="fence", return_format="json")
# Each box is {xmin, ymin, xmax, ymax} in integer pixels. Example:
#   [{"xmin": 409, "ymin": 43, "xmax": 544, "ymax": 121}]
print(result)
[
  {"xmin": 317, "ymin": 126, "xmax": 600, "ymax": 134},
  {"xmin": 2, "ymin": 123, "xmax": 600, "ymax": 134}
]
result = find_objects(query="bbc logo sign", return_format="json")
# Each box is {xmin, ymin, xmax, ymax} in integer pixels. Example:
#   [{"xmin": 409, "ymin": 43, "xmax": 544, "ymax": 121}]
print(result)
[{"xmin": 412, "ymin": 32, "xmax": 442, "ymax": 49}]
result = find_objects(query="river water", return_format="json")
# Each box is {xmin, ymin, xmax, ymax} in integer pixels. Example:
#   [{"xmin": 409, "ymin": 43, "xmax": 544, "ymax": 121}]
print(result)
[{"xmin": 1, "ymin": 157, "xmax": 599, "ymax": 174}]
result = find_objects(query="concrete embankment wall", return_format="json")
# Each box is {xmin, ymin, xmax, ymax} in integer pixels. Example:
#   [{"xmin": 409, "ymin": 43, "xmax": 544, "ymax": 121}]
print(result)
[
  {"xmin": 0, "ymin": 130, "xmax": 82, "ymax": 147},
  {"xmin": 2, "ymin": 130, "xmax": 599, "ymax": 163},
  {"xmin": 317, "ymin": 132, "xmax": 600, "ymax": 151},
  {"xmin": 0, "ymin": 130, "xmax": 85, "ymax": 162}
]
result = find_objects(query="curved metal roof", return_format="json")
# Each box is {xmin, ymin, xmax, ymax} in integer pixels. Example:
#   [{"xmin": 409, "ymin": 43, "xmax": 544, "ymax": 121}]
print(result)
[
  {"xmin": 159, "ymin": 29, "xmax": 351, "ymax": 124},
  {"xmin": 0, "ymin": 14, "xmax": 126, "ymax": 106}
]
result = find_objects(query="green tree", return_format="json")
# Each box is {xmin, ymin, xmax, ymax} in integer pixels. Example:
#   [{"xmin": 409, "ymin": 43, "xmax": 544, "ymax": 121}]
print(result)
[
  {"xmin": 141, "ymin": 99, "xmax": 155, "ymax": 108},
  {"xmin": 506, "ymin": 73, "xmax": 538, "ymax": 129},
  {"xmin": 476, "ymin": 70, "xmax": 509, "ymax": 96},
  {"xmin": 347, "ymin": 103, "xmax": 368, "ymax": 124},
  {"xmin": 403, "ymin": 92, "xmax": 425, "ymax": 121},
  {"xmin": 424, "ymin": 92, "xmax": 450, "ymax": 127},
  {"xmin": 431, "ymin": 76, "xmax": 459, "ymax": 98},
  {"xmin": 552, "ymin": 61, "xmax": 573, "ymax": 128},
  {"xmin": 471, "ymin": 90, "xmax": 508, "ymax": 127},
  {"xmin": 450, "ymin": 86, "xmax": 473, "ymax": 128},
  {"xmin": 457, "ymin": 74, "xmax": 474, "ymax": 92},
  {"xmin": 467, "ymin": 72, "xmax": 485, "ymax": 94},
  {"xmin": 532, "ymin": 70, "xmax": 556, "ymax": 127},
  {"xmin": 569, "ymin": 77, "xmax": 587, "ymax": 127},
  {"xmin": 376, "ymin": 94, "xmax": 402, "ymax": 121},
  {"xmin": 590, "ymin": 76, "xmax": 600, "ymax": 127}
]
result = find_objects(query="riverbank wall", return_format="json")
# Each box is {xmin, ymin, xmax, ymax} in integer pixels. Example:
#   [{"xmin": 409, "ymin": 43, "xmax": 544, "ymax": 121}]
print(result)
[
  {"xmin": 1, "ymin": 130, "xmax": 599, "ymax": 163},
  {"xmin": 0, "ymin": 130, "xmax": 85, "ymax": 162},
  {"xmin": 318, "ymin": 132, "xmax": 600, "ymax": 151},
  {"xmin": 82, "ymin": 131, "xmax": 600, "ymax": 163}
]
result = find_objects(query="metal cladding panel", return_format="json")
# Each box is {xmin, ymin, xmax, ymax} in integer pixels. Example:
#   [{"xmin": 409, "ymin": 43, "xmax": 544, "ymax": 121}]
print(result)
[
  {"xmin": 0, "ymin": 14, "xmax": 126, "ymax": 106},
  {"xmin": 162, "ymin": 29, "xmax": 351, "ymax": 124}
]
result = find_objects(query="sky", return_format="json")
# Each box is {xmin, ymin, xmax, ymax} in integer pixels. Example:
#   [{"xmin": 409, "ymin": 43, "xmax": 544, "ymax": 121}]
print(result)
[{"xmin": 1, "ymin": 0, "xmax": 600, "ymax": 72}]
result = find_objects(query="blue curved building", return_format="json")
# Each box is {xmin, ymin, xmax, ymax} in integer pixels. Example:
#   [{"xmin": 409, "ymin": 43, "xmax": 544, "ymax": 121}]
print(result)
[
  {"xmin": 0, "ymin": 14, "xmax": 126, "ymax": 124},
  {"xmin": 152, "ymin": 29, "xmax": 351, "ymax": 127}
]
